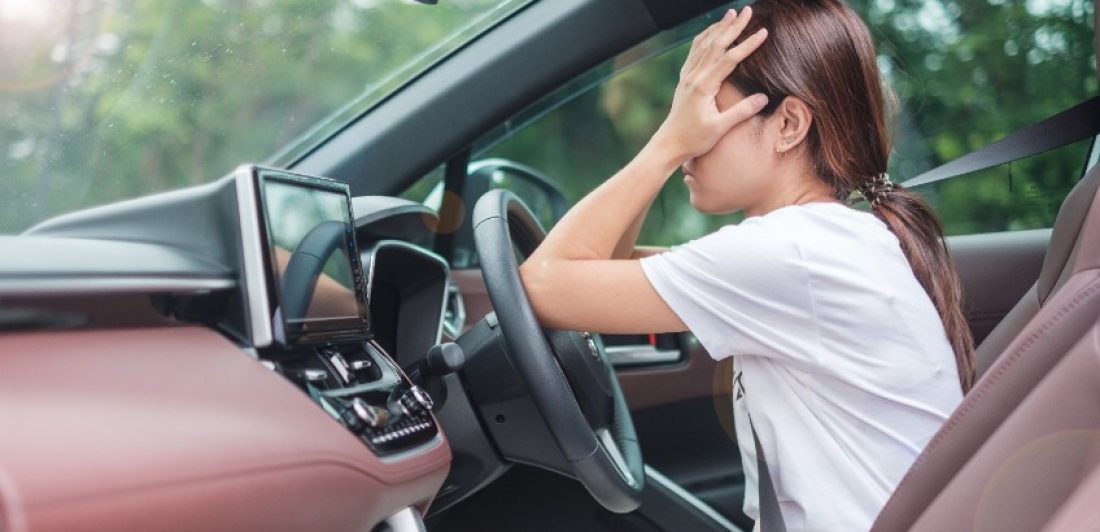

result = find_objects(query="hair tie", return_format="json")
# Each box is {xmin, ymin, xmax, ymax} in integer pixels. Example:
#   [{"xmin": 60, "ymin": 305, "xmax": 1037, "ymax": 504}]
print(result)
[{"xmin": 858, "ymin": 172, "xmax": 894, "ymax": 208}]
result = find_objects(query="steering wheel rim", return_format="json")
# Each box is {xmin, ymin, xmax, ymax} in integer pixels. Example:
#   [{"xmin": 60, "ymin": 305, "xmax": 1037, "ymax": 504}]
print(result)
[{"xmin": 472, "ymin": 189, "xmax": 645, "ymax": 513}]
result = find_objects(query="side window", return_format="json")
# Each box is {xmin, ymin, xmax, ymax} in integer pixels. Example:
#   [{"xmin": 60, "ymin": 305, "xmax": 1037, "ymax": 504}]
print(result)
[
  {"xmin": 405, "ymin": 0, "xmax": 1095, "ymax": 262},
  {"xmin": 471, "ymin": 15, "xmax": 741, "ymax": 251},
  {"xmin": 856, "ymin": 0, "xmax": 1095, "ymax": 234}
]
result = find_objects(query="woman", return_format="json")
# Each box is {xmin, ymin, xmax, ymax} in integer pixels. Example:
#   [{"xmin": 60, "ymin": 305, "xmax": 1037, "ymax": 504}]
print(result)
[{"xmin": 518, "ymin": 2, "xmax": 974, "ymax": 531}]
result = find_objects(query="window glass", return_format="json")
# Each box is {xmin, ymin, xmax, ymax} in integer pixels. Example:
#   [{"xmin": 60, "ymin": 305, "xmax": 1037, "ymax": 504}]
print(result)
[
  {"xmin": 451, "ymin": 0, "xmax": 1094, "ymax": 251},
  {"xmin": 472, "ymin": 11, "xmax": 742, "ymax": 247},
  {"xmin": 400, "ymin": 163, "xmax": 445, "ymax": 208},
  {"xmin": 0, "ymin": 0, "xmax": 531, "ymax": 233},
  {"xmin": 856, "ymin": 0, "xmax": 1097, "ymax": 233}
]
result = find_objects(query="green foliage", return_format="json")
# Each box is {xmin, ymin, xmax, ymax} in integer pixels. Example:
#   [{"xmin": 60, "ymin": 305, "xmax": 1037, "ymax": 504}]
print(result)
[
  {"xmin": 479, "ymin": 0, "xmax": 1096, "ymax": 245},
  {"xmin": 2, "ymin": 0, "xmax": 1095, "ymax": 244},
  {"xmin": 0, "ymin": 0, "xmax": 523, "ymax": 233}
]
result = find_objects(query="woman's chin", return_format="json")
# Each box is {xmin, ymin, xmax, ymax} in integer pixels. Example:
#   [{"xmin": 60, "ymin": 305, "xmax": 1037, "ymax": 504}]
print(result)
[
  {"xmin": 687, "ymin": 193, "xmax": 711, "ymax": 214},
  {"xmin": 689, "ymin": 194, "xmax": 738, "ymax": 215},
  {"xmin": 686, "ymin": 180, "xmax": 731, "ymax": 214}
]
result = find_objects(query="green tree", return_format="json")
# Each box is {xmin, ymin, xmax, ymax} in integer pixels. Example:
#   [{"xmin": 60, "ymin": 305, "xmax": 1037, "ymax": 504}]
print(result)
[
  {"xmin": 480, "ymin": 0, "xmax": 1095, "ymax": 246},
  {"xmin": 0, "ymin": 0, "xmax": 517, "ymax": 233}
]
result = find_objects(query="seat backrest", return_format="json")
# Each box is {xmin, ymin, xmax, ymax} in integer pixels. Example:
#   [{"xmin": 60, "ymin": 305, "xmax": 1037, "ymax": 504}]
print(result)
[
  {"xmin": 973, "ymin": 165, "xmax": 1100, "ymax": 377},
  {"xmin": 908, "ymin": 322, "xmax": 1100, "ymax": 531},
  {"xmin": 1041, "ymin": 458, "xmax": 1100, "ymax": 531},
  {"xmin": 870, "ymin": 164, "xmax": 1100, "ymax": 531}
]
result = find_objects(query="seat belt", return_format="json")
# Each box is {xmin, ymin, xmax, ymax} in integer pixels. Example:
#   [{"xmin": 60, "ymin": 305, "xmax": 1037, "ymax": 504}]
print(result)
[
  {"xmin": 901, "ymin": 95, "xmax": 1100, "ymax": 188},
  {"xmin": 751, "ymin": 419, "xmax": 787, "ymax": 532}
]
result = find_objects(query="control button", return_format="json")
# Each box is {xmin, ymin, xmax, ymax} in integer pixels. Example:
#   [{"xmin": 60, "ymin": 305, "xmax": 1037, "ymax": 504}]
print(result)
[
  {"xmin": 328, "ymin": 352, "xmax": 352, "ymax": 384},
  {"xmin": 351, "ymin": 397, "xmax": 388, "ymax": 428},
  {"xmin": 409, "ymin": 385, "xmax": 434, "ymax": 411},
  {"xmin": 300, "ymin": 369, "xmax": 328, "ymax": 383},
  {"xmin": 350, "ymin": 360, "xmax": 372, "ymax": 371}
]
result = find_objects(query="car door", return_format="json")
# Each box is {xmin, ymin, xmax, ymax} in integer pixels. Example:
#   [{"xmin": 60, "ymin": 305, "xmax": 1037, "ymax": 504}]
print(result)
[{"xmin": 405, "ymin": 1, "xmax": 1096, "ymax": 527}]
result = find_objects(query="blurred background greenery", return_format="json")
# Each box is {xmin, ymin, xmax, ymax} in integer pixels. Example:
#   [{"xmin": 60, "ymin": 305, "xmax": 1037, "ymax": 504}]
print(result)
[
  {"xmin": 471, "ymin": 0, "xmax": 1097, "ymax": 246},
  {"xmin": 1, "ymin": 0, "xmax": 1096, "ymax": 247}
]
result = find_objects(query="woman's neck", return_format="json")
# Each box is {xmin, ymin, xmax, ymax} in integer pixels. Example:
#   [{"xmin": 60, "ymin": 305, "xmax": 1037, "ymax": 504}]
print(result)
[{"xmin": 745, "ymin": 167, "xmax": 840, "ymax": 218}]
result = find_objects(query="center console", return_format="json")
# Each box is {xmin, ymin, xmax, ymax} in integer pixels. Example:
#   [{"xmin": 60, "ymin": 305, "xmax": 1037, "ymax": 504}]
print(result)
[{"xmin": 251, "ymin": 167, "xmax": 439, "ymax": 456}]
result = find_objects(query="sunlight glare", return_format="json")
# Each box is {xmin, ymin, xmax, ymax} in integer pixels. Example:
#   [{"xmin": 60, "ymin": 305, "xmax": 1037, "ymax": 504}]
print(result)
[{"xmin": 0, "ymin": 0, "xmax": 55, "ymax": 25}]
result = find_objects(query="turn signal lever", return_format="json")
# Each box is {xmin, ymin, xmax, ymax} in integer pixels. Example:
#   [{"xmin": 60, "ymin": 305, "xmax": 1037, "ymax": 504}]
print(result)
[
  {"xmin": 404, "ymin": 342, "xmax": 465, "ymax": 386},
  {"xmin": 400, "ymin": 342, "xmax": 465, "ymax": 409}
]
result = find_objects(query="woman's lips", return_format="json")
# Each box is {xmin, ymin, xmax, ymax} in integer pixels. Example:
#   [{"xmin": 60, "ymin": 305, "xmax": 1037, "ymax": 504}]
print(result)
[{"xmin": 682, "ymin": 161, "xmax": 696, "ymax": 185}]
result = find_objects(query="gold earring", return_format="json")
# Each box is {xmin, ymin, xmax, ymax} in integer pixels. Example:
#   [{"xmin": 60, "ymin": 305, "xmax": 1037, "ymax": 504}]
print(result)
[{"xmin": 776, "ymin": 137, "xmax": 792, "ymax": 157}]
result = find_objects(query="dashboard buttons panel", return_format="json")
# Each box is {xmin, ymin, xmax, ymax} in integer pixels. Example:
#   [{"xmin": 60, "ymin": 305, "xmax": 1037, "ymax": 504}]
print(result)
[
  {"xmin": 270, "ymin": 340, "xmax": 438, "ymax": 457},
  {"xmin": 364, "ymin": 412, "xmax": 436, "ymax": 451}
]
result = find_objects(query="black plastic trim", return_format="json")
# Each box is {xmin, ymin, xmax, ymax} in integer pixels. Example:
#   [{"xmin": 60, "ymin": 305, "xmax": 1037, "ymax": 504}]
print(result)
[{"xmin": 291, "ymin": 0, "xmax": 659, "ymax": 195}]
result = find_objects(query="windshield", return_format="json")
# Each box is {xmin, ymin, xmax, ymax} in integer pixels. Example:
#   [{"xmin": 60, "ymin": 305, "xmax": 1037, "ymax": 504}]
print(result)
[{"xmin": 0, "ymin": 0, "xmax": 530, "ymax": 233}]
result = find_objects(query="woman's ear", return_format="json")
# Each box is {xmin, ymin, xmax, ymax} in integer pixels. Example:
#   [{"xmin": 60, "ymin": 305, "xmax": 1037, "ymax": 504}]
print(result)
[{"xmin": 772, "ymin": 96, "xmax": 813, "ymax": 155}]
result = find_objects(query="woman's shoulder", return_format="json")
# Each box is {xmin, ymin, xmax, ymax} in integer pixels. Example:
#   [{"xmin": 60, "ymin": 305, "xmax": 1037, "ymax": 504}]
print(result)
[
  {"xmin": 755, "ymin": 202, "xmax": 894, "ymax": 245},
  {"xmin": 665, "ymin": 215, "xmax": 805, "ymax": 271},
  {"xmin": 758, "ymin": 201, "xmax": 882, "ymax": 227},
  {"xmin": 669, "ymin": 202, "xmax": 890, "ymax": 263}
]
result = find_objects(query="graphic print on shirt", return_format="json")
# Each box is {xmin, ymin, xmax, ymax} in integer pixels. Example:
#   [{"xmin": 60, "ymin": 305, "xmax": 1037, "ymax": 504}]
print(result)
[{"xmin": 731, "ymin": 358, "xmax": 761, "ymax": 521}]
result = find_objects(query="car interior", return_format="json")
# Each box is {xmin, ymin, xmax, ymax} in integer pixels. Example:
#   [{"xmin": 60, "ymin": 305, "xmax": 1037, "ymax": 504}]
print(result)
[{"xmin": 2, "ymin": 0, "xmax": 1099, "ymax": 531}]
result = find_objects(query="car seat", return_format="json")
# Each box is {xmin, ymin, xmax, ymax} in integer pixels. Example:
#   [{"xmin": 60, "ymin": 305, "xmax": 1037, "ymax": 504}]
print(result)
[
  {"xmin": 907, "ymin": 322, "xmax": 1100, "ymax": 531},
  {"xmin": 871, "ymin": 162, "xmax": 1100, "ymax": 531}
]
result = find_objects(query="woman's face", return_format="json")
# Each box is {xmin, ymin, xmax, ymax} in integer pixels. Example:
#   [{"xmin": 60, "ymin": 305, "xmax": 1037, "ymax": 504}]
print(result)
[{"xmin": 681, "ymin": 83, "xmax": 780, "ymax": 215}]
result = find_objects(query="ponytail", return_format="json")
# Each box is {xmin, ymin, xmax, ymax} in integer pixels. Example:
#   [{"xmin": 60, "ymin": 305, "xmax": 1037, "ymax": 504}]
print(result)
[{"xmin": 865, "ymin": 181, "xmax": 977, "ymax": 393}]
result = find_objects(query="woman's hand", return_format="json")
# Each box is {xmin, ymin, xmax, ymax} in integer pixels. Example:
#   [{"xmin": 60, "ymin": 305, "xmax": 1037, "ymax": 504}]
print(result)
[
  {"xmin": 518, "ymin": 9, "xmax": 772, "ymax": 335},
  {"xmin": 652, "ymin": 7, "xmax": 770, "ymax": 162}
]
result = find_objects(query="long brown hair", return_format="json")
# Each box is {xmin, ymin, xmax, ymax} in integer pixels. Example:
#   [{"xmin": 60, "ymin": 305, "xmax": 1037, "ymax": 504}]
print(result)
[{"xmin": 728, "ymin": 0, "xmax": 976, "ymax": 392}]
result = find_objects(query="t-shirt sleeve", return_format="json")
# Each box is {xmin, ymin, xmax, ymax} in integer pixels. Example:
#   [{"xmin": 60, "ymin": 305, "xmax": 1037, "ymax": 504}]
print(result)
[{"xmin": 639, "ymin": 221, "xmax": 820, "ymax": 363}]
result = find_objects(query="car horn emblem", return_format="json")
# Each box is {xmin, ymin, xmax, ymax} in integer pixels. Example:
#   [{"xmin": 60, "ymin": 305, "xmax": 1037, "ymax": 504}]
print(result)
[{"xmin": 582, "ymin": 332, "xmax": 600, "ymax": 361}]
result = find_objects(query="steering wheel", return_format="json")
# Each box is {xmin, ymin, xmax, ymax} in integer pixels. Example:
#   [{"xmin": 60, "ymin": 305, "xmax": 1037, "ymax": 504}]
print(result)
[{"xmin": 472, "ymin": 189, "xmax": 645, "ymax": 513}]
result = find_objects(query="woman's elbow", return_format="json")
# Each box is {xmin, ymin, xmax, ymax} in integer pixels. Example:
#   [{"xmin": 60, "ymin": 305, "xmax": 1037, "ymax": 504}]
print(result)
[{"xmin": 518, "ymin": 262, "xmax": 564, "ymax": 327}]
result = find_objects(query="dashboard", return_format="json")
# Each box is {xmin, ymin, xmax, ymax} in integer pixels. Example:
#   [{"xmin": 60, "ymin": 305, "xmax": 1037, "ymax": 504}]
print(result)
[{"xmin": 0, "ymin": 165, "xmax": 479, "ymax": 531}]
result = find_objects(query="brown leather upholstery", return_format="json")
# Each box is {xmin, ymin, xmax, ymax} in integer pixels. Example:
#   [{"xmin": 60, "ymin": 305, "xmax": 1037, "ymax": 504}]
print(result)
[
  {"xmin": 909, "ymin": 323, "xmax": 1100, "ymax": 531},
  {"xmin": 871, "ymin": 164, "xmax": 1100, "ymax": 531},
  {"xmin": 0, "ymin": 327, "xmax": 451, "ymax": 531},
  {"xmin": 1042, "ymin": 461, "xmax": 1100, "ymax": 531},
  {"xmin": 973, "ymin": 166, "xmax": 1100, "ymax": 376}
]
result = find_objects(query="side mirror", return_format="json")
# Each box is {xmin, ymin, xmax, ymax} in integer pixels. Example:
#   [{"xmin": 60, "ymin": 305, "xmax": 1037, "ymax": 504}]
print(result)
[
  {"xmin": 418, "ymin": 158, "xmax": 568, "ymax": 268},
  {"xmin": 465, "ymin": 159, "xmax": 568, "ymax": 229}
]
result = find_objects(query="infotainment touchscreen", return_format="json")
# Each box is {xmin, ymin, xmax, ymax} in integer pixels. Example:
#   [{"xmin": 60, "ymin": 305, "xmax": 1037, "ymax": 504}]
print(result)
[{"xmin": 256, "ymin": 169, "xmax": 369, "ymax": 344}]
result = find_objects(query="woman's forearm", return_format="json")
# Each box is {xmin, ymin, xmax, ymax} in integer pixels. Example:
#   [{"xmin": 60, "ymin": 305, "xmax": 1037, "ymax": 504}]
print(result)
[{"xmin": 527, "ymin": 140, "xmax": 683, "ymax": 265}]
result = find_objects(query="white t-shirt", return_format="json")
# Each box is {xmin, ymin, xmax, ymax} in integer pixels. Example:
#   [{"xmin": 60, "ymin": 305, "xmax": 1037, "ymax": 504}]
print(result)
[{"xmin": 639, "ymin": 202, "xmax": 962, "ymax": 532}]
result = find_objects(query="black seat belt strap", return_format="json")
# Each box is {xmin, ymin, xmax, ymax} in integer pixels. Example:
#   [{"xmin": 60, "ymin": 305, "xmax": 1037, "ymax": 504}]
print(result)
[
  {"xmin": 750, "ymin": 416, "xmax": 786, "ymax": 532},
  {"xmin": 902, "ymin": 95, "xmax": 1100, "ymax": 189}
]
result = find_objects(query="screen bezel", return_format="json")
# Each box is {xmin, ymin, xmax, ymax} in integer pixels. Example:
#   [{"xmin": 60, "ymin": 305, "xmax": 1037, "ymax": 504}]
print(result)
[{"xmin": 255, "ymin": 167, "xmax": 371, "ymax": 345}]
